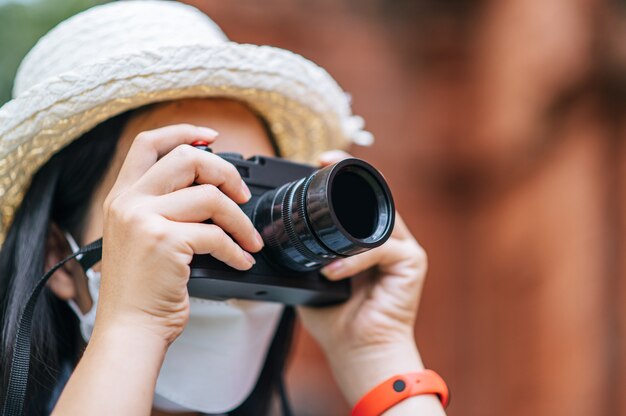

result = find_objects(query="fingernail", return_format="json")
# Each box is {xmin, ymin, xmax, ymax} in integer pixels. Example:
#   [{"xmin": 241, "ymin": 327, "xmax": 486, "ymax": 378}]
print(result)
[
  {"xmin": 254, "ymin": 229, "xmax": 264, "ymax": 248},
  {"xmin": 243, "ymin": 251, "xmax": 256, "ymax": 265},
  {"xmin": 241, "ymin": 179, "xmax": 252, "ymax": 200},
  {"xmin": 321, "ymin": 260, "xmax": 344, "ymax": 277},
  {"xmin": 198, "ymin": 126, "xmax": 218, "ymax": 137}
]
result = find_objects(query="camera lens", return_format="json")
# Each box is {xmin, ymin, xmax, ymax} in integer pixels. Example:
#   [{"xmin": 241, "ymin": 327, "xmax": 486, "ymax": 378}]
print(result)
[
  {"xmin": 330, "ymin": 168, "xmax": 380, "ymax": 239},
  {"xmin": 253, "ymin": 158, "xmax": 395, "ymax": 272}
]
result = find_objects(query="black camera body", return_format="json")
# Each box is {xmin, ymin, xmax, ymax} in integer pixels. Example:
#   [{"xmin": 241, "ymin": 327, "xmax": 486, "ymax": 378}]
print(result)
[{"xmin": 188, "ymin": 146, "xmax": 395, "ymax": 306}]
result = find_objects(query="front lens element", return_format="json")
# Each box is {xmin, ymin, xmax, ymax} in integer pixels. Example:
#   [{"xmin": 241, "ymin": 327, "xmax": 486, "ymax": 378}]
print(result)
[{"xmin": 331, "ymin": 169, "xmax": 378, "ymax": 239}]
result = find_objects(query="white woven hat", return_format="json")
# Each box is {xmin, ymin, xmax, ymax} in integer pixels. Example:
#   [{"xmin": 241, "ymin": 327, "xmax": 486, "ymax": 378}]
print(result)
[{"xmin": 0, "ymin": 0, "xmax": 373, "ymax": 246}]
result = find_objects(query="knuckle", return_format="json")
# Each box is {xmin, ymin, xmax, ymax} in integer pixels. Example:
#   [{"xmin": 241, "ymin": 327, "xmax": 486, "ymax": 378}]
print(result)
[
  {"xmin": 200, "ymin": 184, "xmax": 222, "ymax": 204},
  {"xmin": 413, "ymin": 242, "xmax": 427, "ymax": 263},
  {"xmin": 223, "ymin": 161, "xmax": 241, "ymax": 181},
  {"xmin": 134, "ymin": 131, "xmax": 154, "ymax": 148},
  {"xmin": 140, "ymin": 217, "xmax": 169, "ymax": 243},
  {"xmin": 203, "ymin": 223, "xmax": 220, "ymax": 236},
  {"xmin": 202, "ymin": 154, "xmax": 227, "ymax": 180},
  {"xmin": 118, "ymin": 206, "xmax": 143, "ymax": 228},
  {"xmin": 205, "ymin": 224, "xmax": 227, "ymax": 246},
  {"xmin": 172, "ymin": 143, "xmax": 195, "ymax": 160},
  {"xmin": 104, "ymin": 194, "xmax": 126, "ymax": 220},
  {"xmin": 407, "ymin": 241, "xmax": 428, "ymax": 272},
  {"xmin": 146, "ymin": 226, "xmax": 169, "ymax": 244},
  {"xmin": 104, "ymin": 197, "xmax": 168, "ymax": 242}
]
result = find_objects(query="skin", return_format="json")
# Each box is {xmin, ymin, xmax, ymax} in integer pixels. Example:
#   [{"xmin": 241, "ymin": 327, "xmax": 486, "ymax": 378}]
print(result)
[{"xmin": 46, "ymin": 98, "xmax": 445, "ymax": 415}]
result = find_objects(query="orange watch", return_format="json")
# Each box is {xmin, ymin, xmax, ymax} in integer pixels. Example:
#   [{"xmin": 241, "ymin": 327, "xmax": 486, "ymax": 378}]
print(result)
[{"xmin": 351, "ymin": 370, "xmax": 450, "ymax": 416}]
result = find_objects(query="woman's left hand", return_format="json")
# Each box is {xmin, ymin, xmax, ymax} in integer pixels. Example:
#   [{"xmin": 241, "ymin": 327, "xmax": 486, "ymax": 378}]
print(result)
[{"xmin": 298, "ymin": 150, "xmax": 434, "ymax": 410}]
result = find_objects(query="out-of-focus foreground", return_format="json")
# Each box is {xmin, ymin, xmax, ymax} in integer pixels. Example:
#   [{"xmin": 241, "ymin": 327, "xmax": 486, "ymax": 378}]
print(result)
[{"xmin": 3, "ymin": 0, "xmax": 626, "ymax": 415}]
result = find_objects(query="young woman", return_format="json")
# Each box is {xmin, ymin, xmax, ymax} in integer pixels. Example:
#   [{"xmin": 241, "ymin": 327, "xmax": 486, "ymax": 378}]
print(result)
[{"xmin": 0, "ymin": 2, "xmax": 447, "ymax": 415}]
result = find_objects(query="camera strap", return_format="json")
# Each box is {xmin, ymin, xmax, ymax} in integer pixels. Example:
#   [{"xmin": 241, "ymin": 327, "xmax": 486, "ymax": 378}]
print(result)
[{"xmin": 1, "ymin": 238, "xmax": 103, "ymax": 416}]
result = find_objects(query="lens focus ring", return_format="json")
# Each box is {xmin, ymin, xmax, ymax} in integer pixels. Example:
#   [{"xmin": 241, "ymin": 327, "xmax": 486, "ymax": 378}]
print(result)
[
  {"xmin": 253, "ymin": 158, "xmax": 395, "ymax": 272},
  {"xmin": 281, "ymin": 179, "xmax": 324, "ymax": 269}
]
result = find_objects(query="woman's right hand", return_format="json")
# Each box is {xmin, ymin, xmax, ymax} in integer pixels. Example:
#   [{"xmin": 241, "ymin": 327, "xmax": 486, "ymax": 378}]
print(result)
[
  {"xmin": 97, "ymin": 124, "xmax": 264, "ymax": 344},
  {"xmin": 54, "ymin": 124, "xmax": 263, "ymax": 415}
]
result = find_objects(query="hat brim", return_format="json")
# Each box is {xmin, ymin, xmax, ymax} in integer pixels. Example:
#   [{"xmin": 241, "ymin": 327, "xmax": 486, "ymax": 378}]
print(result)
[{"xmin": 0, "ymin": 42, "xmax": 353, "ymax": 244}]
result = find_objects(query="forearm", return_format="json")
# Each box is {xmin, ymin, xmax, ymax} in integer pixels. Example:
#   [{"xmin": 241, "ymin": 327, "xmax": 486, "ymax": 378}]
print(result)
[
  {"xmin": 330, "ymin": 342, "xmax": 446, "ymax": 416},
  {"xmin": 53, "ymin": 324, "xmax": 167, "ymax": 415}
]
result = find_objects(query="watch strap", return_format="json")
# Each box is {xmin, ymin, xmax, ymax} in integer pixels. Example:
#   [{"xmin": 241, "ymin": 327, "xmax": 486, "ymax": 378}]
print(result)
[{"xmin": 351, "ymin": 369, "xmax": 449, "ymax": 416}]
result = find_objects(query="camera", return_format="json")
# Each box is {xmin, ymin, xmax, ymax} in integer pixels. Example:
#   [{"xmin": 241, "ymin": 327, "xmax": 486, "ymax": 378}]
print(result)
[{"xmin": 188, "ymin": 143, "xmax": 395, "ymax": 306}]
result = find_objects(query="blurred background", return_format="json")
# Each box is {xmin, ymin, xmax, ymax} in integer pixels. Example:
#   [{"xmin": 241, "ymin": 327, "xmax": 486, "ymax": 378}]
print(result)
[{"xmin": 2, "ymin": 0, "xmax": 626, "ymax": 415}]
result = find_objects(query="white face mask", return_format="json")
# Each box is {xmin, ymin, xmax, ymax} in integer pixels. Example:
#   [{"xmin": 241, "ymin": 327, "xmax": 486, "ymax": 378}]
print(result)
[{"xmin": 63, "ymin": 232, "xmax": 284, "ymax": 414}]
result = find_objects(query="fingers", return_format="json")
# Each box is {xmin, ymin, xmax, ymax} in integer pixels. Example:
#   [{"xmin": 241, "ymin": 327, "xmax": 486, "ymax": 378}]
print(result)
[
  {"xmin": 103, "ymin": 123, "xmax": 260, "ymax": 273},
  {"xmin": 133, "ymin": 144, "xmax": 250, "ymax": 203},
  {"xmin": 173, "ymin": 222, "xmax": 257, "ymax": 271},
  {"xmin": 112, "ymin": 124, "xmax": 219, "ymax": 197},
  {"xmin": 318, "ymin": 150, "xmax": 352, "ymax": 167},
  {"xmin": 319, "ymin": 150, "xmax": 411, "ymax": 241},
  {"xmin": 151, "ymin": 184, "xmax": 263, "ymax": 253},
  {"xmin": 317, "ymin": 152, "xmax": 423, "ymax": 280},
  {"xmin": 320, "ymin": 238, "xmax": 426, "ymax": 281},
  {"xmin": 389, "ymin": 214, "xmax": 413, "ymax": 240}
]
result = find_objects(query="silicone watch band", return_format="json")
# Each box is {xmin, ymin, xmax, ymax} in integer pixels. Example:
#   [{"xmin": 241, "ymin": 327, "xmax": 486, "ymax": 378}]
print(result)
[{"xmin": 351, "ymin": 370, "xmax": 449, "ymax": 416}]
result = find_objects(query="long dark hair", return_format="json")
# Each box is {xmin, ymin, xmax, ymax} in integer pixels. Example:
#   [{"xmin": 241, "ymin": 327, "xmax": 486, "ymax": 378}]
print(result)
[
  {"xmin": 0, "ymin": 111, "xmax": 131, "ymax": 414},
  {"xmin": 0, "ymin": 109, "xmax": 294, "ymax": 415}
]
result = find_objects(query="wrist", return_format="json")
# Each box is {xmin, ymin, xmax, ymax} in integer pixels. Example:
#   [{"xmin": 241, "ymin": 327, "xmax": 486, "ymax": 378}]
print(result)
[
  {"xmin": 54, "ymin": 319, "xmax": 169, "ymax": 414},
  {"xmin": 93, "ymin": 300, "xmax": 187, "ymax": 346},
  {"xmin": 90, "ymin": 320, "xmax": 169, "ymax": 363},
  {"xmin": 328, "ymin": 339, "xmax": 424, "ymax": 407}
]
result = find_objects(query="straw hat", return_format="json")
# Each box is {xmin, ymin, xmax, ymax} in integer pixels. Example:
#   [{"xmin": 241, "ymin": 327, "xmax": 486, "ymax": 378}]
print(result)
[{"xmin": 0, "ymin": 0, "xmax": 373, "ymax": 246}]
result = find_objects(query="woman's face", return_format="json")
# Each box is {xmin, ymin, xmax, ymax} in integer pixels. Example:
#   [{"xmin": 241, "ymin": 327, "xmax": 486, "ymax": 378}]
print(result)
[{"xmin": 47, "ymin": 98, "xmax": 276, "ymax": 312}]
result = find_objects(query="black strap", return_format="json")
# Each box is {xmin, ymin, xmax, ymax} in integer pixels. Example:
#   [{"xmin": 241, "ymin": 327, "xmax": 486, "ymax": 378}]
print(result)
[
  {"xmin": 1, "ymin": 239, "xmax": 103, "ymax": 416},
  {"xmin": 275, "ymin": 308, "xmax": 294, "ymax": 416},
  {"xmin": 277, "ymin": 372, "xmax": 293, "ymax": 416},
  {"xmin": 274, "ymin": 307, "xmax": 294, "ymax": 416}
]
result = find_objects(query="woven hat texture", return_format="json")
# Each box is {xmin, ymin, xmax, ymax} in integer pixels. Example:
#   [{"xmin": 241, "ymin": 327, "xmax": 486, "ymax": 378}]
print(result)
[{"xmin": 0, "ymin": 0, "xmax": 373, "ymax": 246}]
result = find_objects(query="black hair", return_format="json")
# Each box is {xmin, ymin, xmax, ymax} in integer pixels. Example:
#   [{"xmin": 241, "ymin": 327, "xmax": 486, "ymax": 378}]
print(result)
[
  {"xmin": 0, "ymin": 108, "xmax": 294, "ymax": 415},
  {"xmin": 0, "ymin": 111, "xmax": 131, "ymax": 414}
]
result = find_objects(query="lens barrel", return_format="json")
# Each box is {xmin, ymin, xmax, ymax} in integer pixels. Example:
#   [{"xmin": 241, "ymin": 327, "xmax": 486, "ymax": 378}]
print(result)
[{"xmin": 253, "ymin": 158, "xmax": 395, "ymax": 272}]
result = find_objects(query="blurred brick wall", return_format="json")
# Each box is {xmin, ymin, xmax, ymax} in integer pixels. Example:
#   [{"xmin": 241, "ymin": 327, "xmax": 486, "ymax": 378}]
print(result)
[{"xmin": 185, "ymin": 1, "xmax": 626, "ymax": 415}]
